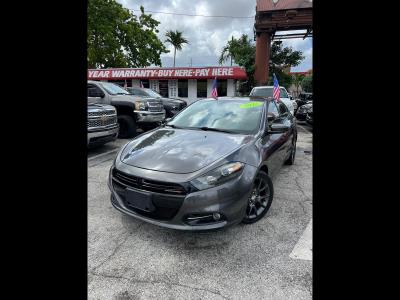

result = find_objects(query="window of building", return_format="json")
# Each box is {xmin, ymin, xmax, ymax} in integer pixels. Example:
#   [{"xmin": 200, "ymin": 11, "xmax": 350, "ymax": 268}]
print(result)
[
  {"xmin": 197, "ymin": 80, "xmax": 207, "ymax": 98},
  {"xmin": 159, "ymin": 80, "xmax": 169, "ymax": 97},
  {"xmin": 217, "ymin": 80, "xmax": 227, "ymax": 97},
  {"xmin": 140, "ymin": 79, "xmax": 150, "ymax": 88},
  {"xmin": 178, "ymin": 80, "xmax": 188, "ymax": 97}
]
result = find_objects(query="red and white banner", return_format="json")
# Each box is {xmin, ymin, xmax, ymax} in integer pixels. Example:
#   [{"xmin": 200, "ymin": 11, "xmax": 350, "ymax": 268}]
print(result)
[{"xmin": 88, "ymin": 67, "xmax": 247, "ymax": 80}]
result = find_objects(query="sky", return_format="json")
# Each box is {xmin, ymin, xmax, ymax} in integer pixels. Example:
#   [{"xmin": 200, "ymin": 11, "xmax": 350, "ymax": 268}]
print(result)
[{"xmin": 117, "ymin": 0, "xmax": 312, "ymax": 72}]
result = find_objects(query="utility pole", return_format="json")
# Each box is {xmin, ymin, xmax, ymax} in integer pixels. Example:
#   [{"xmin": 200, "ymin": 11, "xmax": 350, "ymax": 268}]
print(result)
[{"xmin": 190, "ymin": 58, "xmax": 192, "ymax": 67}]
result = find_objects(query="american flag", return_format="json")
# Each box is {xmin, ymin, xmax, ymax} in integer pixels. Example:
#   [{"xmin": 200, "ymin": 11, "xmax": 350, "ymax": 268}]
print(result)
[
  {"xmin": 211, "ymin": 77, "xmax": 218, "ymax": 99},
  {"xmin": 273, "ymin": 73, "xmax": 280, "ymax": 102}
]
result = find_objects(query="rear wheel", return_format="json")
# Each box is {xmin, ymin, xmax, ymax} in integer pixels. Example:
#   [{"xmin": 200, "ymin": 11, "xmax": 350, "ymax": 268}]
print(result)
[
  {"xmin": 117, "ymin": 115, "xmax": 137, "ymax": 139},
  {"xmin": 242, "ymin": 171, "xmax": 274, "ymax": 224}
]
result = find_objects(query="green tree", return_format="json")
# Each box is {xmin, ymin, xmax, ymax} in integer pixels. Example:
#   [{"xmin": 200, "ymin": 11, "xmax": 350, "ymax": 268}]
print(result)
[
  {"xmin": 165, "ymin": 30, "xmax": 189, "ymax": 67},
  {"xmin": 267, "ymin": 42, "xmax": 304, "ymax": 88},
  {"xmin": 301, "ymin": 75, "xmax": 313, "ymax": 92},
  {"xmin": 218, "ymin": 34, "xmax": 256, "ymax": 94},
  {"xmin": 219, "ymin": 35, "xmax": 304, "ymax": 94},
  {"xmin": 88, "ymin": 0, "xmax": 169, "ymax": 68},
  {"xmin": 292, "ymin": 73, "xmax": 306, "ymax": 97},
  {"xmin": 219, "ymin": 36, "xmax": 235, "ymax": 66}
]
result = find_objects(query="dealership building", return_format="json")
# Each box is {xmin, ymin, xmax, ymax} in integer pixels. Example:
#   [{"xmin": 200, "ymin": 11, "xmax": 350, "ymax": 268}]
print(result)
[{"xmin": 88, "ymin": 66, "xmax": 247, "ymax": 103}]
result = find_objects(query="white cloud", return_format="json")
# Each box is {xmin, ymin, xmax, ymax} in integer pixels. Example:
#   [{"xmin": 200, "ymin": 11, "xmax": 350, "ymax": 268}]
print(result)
[{"xmin": 116, "ymin": 0, "xmax": 312, "ymax": 71}]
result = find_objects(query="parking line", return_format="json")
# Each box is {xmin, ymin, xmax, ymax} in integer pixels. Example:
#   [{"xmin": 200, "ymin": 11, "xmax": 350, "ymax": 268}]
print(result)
[
  {"xmin": 88, "ymin": 149, "xmax": 119, "ymax": 161},
  {"xmin": 289, "ymin": 220, "xmax": 312, "ymax": 261}
]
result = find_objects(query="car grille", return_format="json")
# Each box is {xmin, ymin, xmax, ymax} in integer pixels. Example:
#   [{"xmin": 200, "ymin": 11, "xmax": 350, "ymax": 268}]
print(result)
[
  {"xmin": 88, "ymin": 110, "xmax": 116, "ymax": 117},
  {"xmin": 147, "ymin": 101, "xmax": 163, "ymax": 112},
  {"xmin": 112, "ymin": 169, "xmax": 187, "ymax": 195},
  {"xmin": 112, "ymin": 169, "xmax": 188, "ymax": 220},
  {"xmin": 87, "ymin": 115, "xmax": 117, "ymax": 128}
]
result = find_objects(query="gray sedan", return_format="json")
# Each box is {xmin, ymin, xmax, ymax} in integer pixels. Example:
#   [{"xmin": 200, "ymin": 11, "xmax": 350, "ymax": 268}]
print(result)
[{"xmin": 108, "ymin": 97, "xmax": 297, "ymax": 230}]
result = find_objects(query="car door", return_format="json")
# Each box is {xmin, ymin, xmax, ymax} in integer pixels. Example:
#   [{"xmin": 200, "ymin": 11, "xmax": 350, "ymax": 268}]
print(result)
[
  {"xmin": 259, "ymin": 101, "xmax": 284, "ymax": 178},
  {"xmin": 276, "ymin": 101, "xmax": 293, "ymax": 164}
]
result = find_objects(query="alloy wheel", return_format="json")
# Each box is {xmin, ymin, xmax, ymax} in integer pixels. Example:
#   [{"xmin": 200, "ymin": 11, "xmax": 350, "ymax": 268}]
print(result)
[{"xmin": 245, "ymin": 175, "xmax": 271, "ymax": 220}]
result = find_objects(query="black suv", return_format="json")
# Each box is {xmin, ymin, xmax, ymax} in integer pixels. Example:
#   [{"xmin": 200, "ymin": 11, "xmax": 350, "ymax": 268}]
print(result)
[{"xmin": 296, "ymin": 92, "xmax": 313, "ymax": 108}]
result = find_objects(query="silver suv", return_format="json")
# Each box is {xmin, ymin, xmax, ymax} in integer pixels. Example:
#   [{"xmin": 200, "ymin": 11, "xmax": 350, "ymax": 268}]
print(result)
[{"xmin": 87, "ymin": 104, "xmax": 119, "ymax": 147}]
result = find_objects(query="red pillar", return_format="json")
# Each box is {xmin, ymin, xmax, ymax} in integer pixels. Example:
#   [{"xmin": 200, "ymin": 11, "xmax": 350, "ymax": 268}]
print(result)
[{"xmin": 254, "ymin": 32, "xmax": 271, "ymax": 86}]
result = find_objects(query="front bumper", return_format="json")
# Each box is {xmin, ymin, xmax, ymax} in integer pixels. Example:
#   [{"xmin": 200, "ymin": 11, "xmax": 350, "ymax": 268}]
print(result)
[
  {"xmin": 88, "ymin": 125, "xmax": 119, "ymax": 146},
  {"xmin": 108, "ymin": 164, "xmax": 257, "ymax": 231},
  {"xmin": 134, "ymin": 110, "xmax": 165, "ymax": 123}
]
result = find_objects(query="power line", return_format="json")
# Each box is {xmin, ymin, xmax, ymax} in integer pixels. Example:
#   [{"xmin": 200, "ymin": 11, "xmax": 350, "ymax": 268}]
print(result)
[{"xmin": 128, "ymin": 8, "xmax": 254, "ymax": 19}]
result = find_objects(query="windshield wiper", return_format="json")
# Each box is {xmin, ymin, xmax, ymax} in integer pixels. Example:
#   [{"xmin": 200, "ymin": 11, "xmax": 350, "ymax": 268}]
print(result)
[
  {"xmin": 166, "ymin": 124, "xmax": 183, "ymax": 129},
  {"xmin": 194, "ymin": 127, "xmax": 234, "ymax": 133}
]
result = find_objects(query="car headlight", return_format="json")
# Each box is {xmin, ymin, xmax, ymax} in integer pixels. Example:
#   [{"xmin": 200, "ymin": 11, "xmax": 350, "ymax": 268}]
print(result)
[
  {"xmin": 190, "ymin": 162, "xmax": 244, "ymax": 190},
  {"xmin": 135, "ymin": 101, "xmax": 146, "ymax": 111}
]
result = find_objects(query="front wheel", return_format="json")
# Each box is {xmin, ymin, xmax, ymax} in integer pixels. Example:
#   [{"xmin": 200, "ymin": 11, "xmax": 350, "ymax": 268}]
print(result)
[
  {"xmin": 117, "ymin": 115, "xmax": 137, "ymax": 139},
  {"xmin": 242, "ymin": 171, "xmax": 274, "ymax": 224}
]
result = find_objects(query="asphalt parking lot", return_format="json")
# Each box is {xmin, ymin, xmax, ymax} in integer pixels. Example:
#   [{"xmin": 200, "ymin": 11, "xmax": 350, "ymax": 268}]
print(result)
[{"xmin": 88, "ymin": 125, "xmax": 312, "ymax": 300}]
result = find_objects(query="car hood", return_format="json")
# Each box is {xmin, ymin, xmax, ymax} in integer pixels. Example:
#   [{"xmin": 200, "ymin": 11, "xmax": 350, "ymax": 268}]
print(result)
[{"xmin": 120, "ymin": 128, "xmax": 252, "ymax": 174}]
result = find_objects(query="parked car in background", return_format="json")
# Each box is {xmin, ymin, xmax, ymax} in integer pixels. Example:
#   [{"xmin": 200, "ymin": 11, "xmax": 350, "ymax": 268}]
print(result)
[
  {"xmin": 126, "ymin": 87, "xmax": 187, "ymax": 118},
  {"xmin": 306, "ymin": 106, "xmax": 313, "ymax": 125},
  {"xmin": 249, "ymin": 86, "xmax": 294, "ymax": 115},
  {"xmin": 292, "ymin": 99, "xmax": 298, "ymax": 113},
  {"xmin": 88, "ymin": 103, "xmax": 119, "ymax": 148},
  {"xmin": 296, "ymin": 92, "xmax": 313, "ymax": 108},
  {"xmin": 109, "ymin": 97, "xmax": 297, "ymax": 230},
  {"xmin": 87, "ymin": 81, "xmax": 165, "ymax": 138},
  {"xmin": 295, "ymin": 101, "xmax": 312, "ymax": 121}
]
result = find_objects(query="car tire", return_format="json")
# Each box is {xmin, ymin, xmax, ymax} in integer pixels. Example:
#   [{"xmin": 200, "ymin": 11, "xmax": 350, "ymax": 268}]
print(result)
[
  {"xmin": 242, "ymin": 171, "xmax": 274, "ymax": 224},
  {"xmin": 117, "ymin": 115, "xmax": 137, "ymax": 139},
  {"xmin": 285, "ymin": 137, "xmax": 296, "ymax": 165}
]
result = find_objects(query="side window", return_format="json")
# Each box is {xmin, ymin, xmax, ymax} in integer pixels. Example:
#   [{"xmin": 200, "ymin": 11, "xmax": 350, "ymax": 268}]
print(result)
[
  {"xmin": 278, "ymin": 102, "xmax": 289, "ymax": 117},
  {"xmin": 280, "ymin": 88, "xmax": 288, "ymax": 98},
  {"xmin": 267, "ymin": 101, "xmax": 279, "ymax": 122},
  {"xmin": 87, "ymin": 84, "xmax": 102, "ymax": 97}
]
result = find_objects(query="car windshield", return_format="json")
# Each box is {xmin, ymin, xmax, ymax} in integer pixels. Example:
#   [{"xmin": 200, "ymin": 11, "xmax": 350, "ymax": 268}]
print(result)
[
  {"xmin": 98, "ymin": 82, "xmax": 130, "ymax": 95},
  {"xmin": 144, "ymin": 89, "xmax": 162, "ymax": 98},
  {"xmin": 250, "ymin": 87, "xmax": 288, "ymax": 98},
  {"xmin": 127, "ymin": 88, "xmax": 149, "ymax": 96},
  {"xmin": 167, "ymin": 99, "xmax": 264, "ymax": 134}
]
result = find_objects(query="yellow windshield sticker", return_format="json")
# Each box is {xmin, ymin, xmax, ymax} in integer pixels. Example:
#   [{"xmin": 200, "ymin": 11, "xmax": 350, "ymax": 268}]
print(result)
[{"xmin": 240, "ymin": 102, "xmax": 263, "ymax": 109}]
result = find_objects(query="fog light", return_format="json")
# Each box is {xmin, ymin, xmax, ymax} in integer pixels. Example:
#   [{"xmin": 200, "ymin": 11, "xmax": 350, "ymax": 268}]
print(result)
[{"xmin": 213, "ymin": 213, "xmax": 221, "ymax": 220}]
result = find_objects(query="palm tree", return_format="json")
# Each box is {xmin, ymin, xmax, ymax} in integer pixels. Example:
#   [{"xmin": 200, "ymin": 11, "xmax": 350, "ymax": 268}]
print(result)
[
  {"xmin": 219, "ymin": 36, "xmax": 235, "ymax": 66},
  {"xmin": 165, "ymin": 30, "xmax": 189, "ymax": 67}
]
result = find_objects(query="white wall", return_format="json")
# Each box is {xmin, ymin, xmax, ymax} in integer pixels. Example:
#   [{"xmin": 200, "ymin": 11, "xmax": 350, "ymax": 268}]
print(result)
[
  {"xmin": 132, "ymin": 80, "xmax": 140, "ymax": 87},
  {"xmin": 207, "ymin": 79, "xmax": 213, "ymax": 97},
  {"xmin": 187, "ymin": 80, "xmax": 197, "ymax": 104},
  {"xmin": 227, "ymin": 79, "xmax": 235, "ymax": 97}
]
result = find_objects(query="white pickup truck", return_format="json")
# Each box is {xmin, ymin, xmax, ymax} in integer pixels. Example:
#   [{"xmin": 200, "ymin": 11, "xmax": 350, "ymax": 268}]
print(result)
[{"xmin": 249, "ymin": 86, "xmax": 294, "ymax": 116}]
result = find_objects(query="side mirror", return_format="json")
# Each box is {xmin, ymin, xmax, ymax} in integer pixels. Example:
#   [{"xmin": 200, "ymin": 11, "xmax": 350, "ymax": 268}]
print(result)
[{"xmin": 268, "ymin": 121, "xmax": 290, "ymax": 134}]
